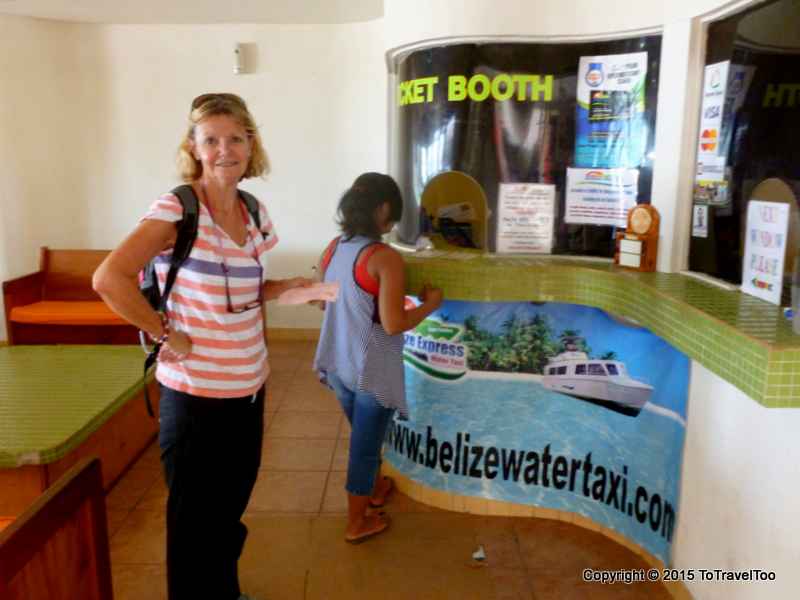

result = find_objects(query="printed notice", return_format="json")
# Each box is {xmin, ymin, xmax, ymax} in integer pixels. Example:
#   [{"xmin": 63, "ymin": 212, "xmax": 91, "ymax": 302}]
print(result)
[
  {"xmin": 497, "ymin": 183, "xmax": 556, "ymax": 253},
  {"xmin": 692, "ymin": 204, "xmax": 708, "ymax": 238},
  {"xmin": 574, "ymin": 52, "xmax": 648, "ymax": 169},
  {"xmin": 741, "ymin": 200, "xmax": 790, "ymax": 305},
  {"xmin": 565, "ymin": 168, "xmax": 639, "ymax": 227},
  {"xmin": 695, "ymin": 61, "xmax": 729, "ymax": 183}
]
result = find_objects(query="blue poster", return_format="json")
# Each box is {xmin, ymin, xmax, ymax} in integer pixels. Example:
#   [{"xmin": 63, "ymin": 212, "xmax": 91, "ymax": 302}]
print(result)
[
  {"xmin": 574, "ymin": 52, "xmax": 649, "ymax": 169},
  {"xmin": 386, "ymin": 300, "xmax": 689, "ymax": 564}
]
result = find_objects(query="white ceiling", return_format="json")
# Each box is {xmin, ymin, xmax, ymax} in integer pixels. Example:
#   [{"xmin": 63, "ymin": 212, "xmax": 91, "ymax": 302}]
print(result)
[{"xmin": 0, "ymin": 0, "xmax": 383, "ymax": 24}]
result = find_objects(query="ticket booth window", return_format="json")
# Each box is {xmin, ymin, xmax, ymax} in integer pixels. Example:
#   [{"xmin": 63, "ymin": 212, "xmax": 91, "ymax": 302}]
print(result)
[{"xmin": 689, "ymin": 0, "xmax": 800, "ymax": 302}]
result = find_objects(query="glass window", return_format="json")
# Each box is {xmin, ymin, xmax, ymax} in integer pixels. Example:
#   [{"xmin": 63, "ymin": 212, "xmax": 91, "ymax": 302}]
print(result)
[
  {"xmin": 689, "ymin": 0, "xmax": 800, "ymax": 303},
  {"xmin": 557, "ymin": 366, "xmax": 568, "ymax": 375},
  {"xmin": 588, "ymin": 363, "xmax": 607, "ymax": 375},
  {"xmin": 548, "ymin": 367, "xmax": 556, "ymax": 375},
  {"xmin": 606, "ymin": 363, "xmax": 619, "ymax": 375},
  {"xmin": 393, "ymin": 36, "xmax": 663, "ymax": 256},
  {"xmin": 576, "ymin": 364, "xmax": 587, "ymax": 375}
]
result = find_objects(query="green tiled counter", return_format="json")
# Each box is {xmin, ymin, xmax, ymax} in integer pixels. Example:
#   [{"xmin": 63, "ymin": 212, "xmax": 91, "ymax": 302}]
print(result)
[
  {"xmin": 0, "ymin": 345, "xmax": 148, "ymax": 468},
  {"xmin": 402, "ymin": 252, "xmax": 799, "ymax": 408}
]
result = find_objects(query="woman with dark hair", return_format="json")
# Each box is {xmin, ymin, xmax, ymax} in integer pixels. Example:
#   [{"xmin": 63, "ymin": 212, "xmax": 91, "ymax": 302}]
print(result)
[{"xmin": 313, "ymin": 172, "xmax": 443, "ymax": 543}]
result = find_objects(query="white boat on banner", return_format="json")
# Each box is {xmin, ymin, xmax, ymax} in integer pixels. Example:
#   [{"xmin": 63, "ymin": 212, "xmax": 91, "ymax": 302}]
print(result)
[{"xmin": 541, "ymin": 339, "xmax": 652, "ymax": 416}]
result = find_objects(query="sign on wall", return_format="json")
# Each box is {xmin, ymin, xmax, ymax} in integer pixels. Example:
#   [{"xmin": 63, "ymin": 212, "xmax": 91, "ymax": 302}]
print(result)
[
  {"xmin": 388, "ymin": 301, "xmax": 690, "ymax": 564},
  {"xmin": 741, "ymin": 200, "xmax": 790, "ymax": 305},
  {"xmin": 574, "ymin": 52, "xmax": 648, "ymax": 169},
  {"xmin": 496, "ymin": 183, "xmax": 556, "ymax": 254},
  {"xmin": 565, "ymin": 168, "xmax": 639, "ymax": 227}
]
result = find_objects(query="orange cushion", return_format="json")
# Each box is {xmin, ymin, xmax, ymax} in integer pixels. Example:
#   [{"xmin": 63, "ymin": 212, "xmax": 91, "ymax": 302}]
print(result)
[{"xmin": 9, "ymin": 301, "xmax": 128, "ymax": 326}]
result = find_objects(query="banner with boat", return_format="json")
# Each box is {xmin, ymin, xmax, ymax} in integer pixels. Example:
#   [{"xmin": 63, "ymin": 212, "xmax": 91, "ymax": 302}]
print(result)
[{"xmin": 387, "ymin": 300, "xmax": 690, "ymax": 564}]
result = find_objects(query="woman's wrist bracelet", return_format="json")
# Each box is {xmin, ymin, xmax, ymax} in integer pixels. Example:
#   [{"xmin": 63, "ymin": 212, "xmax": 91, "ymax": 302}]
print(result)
[{"xmin": 150, "ymin": 312, "xmax": 170, "ymax": 344}]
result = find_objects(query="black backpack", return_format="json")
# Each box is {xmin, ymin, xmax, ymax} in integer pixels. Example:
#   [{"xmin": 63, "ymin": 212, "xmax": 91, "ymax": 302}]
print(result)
[{"xmin": 140, "ymin": 184, "xmax": 262, "ymax": 415}]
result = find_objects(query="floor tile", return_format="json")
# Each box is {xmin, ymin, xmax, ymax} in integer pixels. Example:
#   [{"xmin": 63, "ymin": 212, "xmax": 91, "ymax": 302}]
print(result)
[
  {"xmin": 261, "ymin": 437, "xmax": 336, "ymax": 471},
  {"xmin": 248, "ymin": 470, "xmax": 328, "ymax": 513},
  {"xmin": 281, "ymin": 384, "xmax": 340, "ymax": 412},
  {"xmin": 112, "ymin": 563, "xmax": 167, "ymax": 600},
  {"xmin": 110, "ymin": 509, "xmax": 165, "ymax": 564},
  {"xmin": 135, "ymin": 441, "xmax": 162, "ymax": 470},
  {"xmin": 137, "ymin": 476, "xmax": 168, "ymax": 512},
  {"xmin": 321, "ymin": 471, "xmax": 348, "ymax": 514},
  {"xmin": 238, "ymin": 514, "xmax": 313, "ymax": 600},
  {"xmin": 339, "ymin": 418, "xmax": 351, "ymax": 440},
  {"xmin": 331, "ymin": 438, "xmax": 349, "ymax": 471},
  {"xmin": 106, "ymin": 464, "xmax": 161, "ymax": 512},
  {"xmin": 266, "ymin": 410, "xmax": 342, "ymax": 439},
  {"xmin": 106, "ymin": 508, "xmax": 131, "ymax": 539},
  {"xmin": 489, "ymin": 568, "xmax": 534, "ymax": 600}
]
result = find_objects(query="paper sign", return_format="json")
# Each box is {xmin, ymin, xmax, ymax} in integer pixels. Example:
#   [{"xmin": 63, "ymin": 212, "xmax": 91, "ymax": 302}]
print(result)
[
  {"xmin": 574, "ymin": 52, "xmax": 648, "ymax": 169},
  {"xmin": 692, "ymin": 204, "xmax": 708, "ymax": 238},
  {"xmin": 565, "ymin": 168, "xmax": 639, "ymax": 227},
  {"xmin": 496, "ymin": 183, "xmax": 556, "ymax": 253},
  {"xmin": 741, "ymin": 200, "xmax": 790, "ymax": 305},
  {"xmin": 697, "ymin": 61, "xmax": 729, "ymax": 162},
  {"xmin": 277, "ymin": 282, "xmax": 340, "ymax": 305}
]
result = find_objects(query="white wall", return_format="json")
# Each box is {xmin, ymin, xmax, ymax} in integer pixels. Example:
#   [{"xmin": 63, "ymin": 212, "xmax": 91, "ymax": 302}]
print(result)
[
  {"xmin": 383, "ymin": 0, "xmax": 737, "ymax": 48},
  {"xmin": 80, "ymin": 21, "xmax": 387, "ymax": 329},
  {"xmin": 0, "ymin": 16, "xmax": 100, "ymax": 339},
  {"xmin": 0, "ymin": 17, "xmax": 387, "ymax": 338},
  {"xmin": 675, "ymin": 362, "xmax": 800, "ymax": 600}
]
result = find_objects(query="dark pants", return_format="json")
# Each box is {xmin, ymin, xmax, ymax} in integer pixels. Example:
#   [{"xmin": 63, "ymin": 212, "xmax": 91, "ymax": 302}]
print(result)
[{"xmin": 158, "ymin": 384, "xmax": 265, "ymax": 600}]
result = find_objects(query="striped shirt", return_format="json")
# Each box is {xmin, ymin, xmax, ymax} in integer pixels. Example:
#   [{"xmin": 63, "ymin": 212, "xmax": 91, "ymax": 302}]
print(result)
[
  {"xmin": 313, "ymin": 236, "xmax": 407, "ymax": 418},
  {"xmin": 142, "ymin": 191, "xmax": 278, "ymax": 398}
]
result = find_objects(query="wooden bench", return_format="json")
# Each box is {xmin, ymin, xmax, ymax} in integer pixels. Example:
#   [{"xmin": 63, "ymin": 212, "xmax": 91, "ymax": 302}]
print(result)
[
  {"xmin": 0, "ymin": 457, "xmax": 113, "ymax": 600},
  {"xmin": 2, "ymin": 247, "xmax": 138, "ymax": 344}
]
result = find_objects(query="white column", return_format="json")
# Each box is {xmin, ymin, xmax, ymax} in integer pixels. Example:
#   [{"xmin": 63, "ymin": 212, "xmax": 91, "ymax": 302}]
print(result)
[{"xmin": 651, "ymin": 18, "xmax": 706, "ymax": 272}]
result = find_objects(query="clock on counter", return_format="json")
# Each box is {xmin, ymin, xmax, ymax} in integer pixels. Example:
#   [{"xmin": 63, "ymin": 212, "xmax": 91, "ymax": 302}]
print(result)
[{"xmin": 614, "ymin": 204, "xmax": 660, "ymax": 272}]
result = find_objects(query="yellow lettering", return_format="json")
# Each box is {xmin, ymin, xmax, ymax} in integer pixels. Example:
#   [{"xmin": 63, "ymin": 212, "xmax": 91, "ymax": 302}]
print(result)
[
  {"xmin": 510, "ymin": 75, "xmax": 530, "ymax": 101},
  {"xmin": 530, "ymin": 75, "xmax": 553, "ymax": 102},
  {"xmin": 443, "ymin": 73, "xmax": 554, "ymax": 103},
  {"xmin": 419, "ymin": 76, "xmax": 438, "ymax": 102},
  {"xmin": 448, "ymin": 75, "xmax": 467, "ymax": 101},
  {"xmin": 468, "ymin": 74, "xmax": 491, "ymax": 101},
  {"xmin": 788, "ymin": 84, "xmax": 800, "ymax": 108},
  {"xmin": 491, "ymin": 74, "xmax": 514, "ymax": 101},
  {"xmin": 398, "ymin": 77, "xmax": 439, "ymax": 106},
  {"xmin": 399, "ymin": 80, "xmax": 415, "ymax": 106},
  {"xmin": 763, "ymin": 83, "xmax": 782, "ymax": 108}
]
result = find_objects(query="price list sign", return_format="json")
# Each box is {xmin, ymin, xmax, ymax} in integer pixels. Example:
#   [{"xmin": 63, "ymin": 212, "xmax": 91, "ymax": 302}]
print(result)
[{"xmin": 497, "ymin": 183, "xmax": 556, "ymax": 254}]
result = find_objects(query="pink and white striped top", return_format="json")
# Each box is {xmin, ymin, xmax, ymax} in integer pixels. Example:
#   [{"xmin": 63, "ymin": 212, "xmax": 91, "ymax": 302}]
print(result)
[{"xmin": 142, "ymin": 191, "xmax": 278, "ymax": 398}]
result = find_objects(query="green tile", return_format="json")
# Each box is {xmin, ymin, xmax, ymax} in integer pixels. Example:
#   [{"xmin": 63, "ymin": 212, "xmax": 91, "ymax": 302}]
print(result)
[{"xmin": 403, "ymin": 254, "xmax": 800, "ymax": 408}]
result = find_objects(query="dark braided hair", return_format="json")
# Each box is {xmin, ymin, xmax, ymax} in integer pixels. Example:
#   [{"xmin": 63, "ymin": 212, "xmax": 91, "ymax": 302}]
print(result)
[{"xmin": 336, "ymin": 172, "xmax": 403, "ymax": 240}]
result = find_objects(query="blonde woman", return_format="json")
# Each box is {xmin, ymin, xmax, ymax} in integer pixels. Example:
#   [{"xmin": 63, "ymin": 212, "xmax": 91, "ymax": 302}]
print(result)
[{"xmin": 94, "ymin": 93, "xmax": 309, "ymax": 600}]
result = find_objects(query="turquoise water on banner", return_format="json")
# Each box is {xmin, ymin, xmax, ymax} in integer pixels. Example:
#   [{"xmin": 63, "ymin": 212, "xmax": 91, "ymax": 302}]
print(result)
[{"xmin": 385, "ymin": 368, "xmax": 686, "ymax": 564}]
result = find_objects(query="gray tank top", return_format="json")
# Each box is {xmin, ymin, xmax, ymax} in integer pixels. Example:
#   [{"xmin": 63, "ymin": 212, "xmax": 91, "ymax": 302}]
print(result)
[{"xmin": 313, "ymin": 236, "xmax": 407, "ymax": 418}]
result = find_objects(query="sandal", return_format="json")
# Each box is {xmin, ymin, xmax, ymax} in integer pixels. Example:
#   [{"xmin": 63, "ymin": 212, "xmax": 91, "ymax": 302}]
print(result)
[
  {"xmin": 369, "ymin": 476, "xmax": 395, "ymax": 509},
  {"xmin": 345, "ymin": 512, "xmax": 391, "ymax": 544}
]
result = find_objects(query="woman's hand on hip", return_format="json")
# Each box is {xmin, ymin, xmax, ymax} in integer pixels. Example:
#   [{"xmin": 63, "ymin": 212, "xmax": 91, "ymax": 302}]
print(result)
[{"xmin": 159, "ymin": 330, "xmax": 192, "ymax": 363}]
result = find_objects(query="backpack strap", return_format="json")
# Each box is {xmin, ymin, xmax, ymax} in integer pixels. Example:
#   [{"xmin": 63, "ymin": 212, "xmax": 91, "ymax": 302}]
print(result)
[
  {"xmin": 238, "ymin": 189, "xmax": 262, "ymax": 231},
  {"xmin": 142, "ymin": 184, "xmax": 199, "ymax": 417},
  {"xmin": 159, "ymin": 185, "xmax": 200, "ymax": 311}
]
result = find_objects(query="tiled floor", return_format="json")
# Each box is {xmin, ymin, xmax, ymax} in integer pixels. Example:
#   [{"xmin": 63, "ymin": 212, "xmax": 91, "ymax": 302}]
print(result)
[{"xmin": 109, "ymin": 340, "xmax": 673, "ymax": 600}]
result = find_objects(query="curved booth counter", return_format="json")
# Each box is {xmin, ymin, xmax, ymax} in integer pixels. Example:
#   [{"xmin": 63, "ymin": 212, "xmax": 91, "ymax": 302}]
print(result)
[{"xmin": 383, "ymin": 252, "xmax": 798, "ymax": 576}]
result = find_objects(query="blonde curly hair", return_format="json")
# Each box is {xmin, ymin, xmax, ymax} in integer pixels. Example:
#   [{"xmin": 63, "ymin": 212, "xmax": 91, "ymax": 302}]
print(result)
[{"xmin": 177, "ymin": 93, "xmax": 270, "ymax": 182}]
